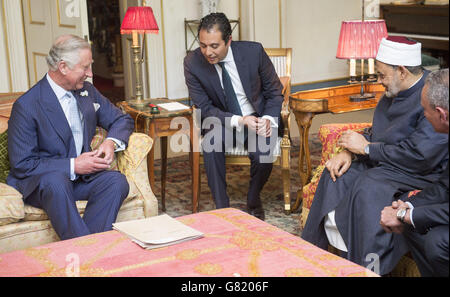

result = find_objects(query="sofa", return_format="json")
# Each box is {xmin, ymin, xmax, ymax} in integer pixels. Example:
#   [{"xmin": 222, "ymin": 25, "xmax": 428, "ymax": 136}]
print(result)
[
  {"xmin": 300, "ymin": 123, "xmax": 420, "ymax": 277},
  {"xmin": 0, "ymin": 110, "xmax": 158, "ymax": 254}
]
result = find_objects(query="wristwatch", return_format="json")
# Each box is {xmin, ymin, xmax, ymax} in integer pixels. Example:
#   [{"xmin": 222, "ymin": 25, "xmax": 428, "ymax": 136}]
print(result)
[
  {"xmin": 364, "ymin": 144, "xmax": 370, "ymax": 155},
  {"xmin": 396, "ymin": 208, "xmax": 408, "ymax": 223}
]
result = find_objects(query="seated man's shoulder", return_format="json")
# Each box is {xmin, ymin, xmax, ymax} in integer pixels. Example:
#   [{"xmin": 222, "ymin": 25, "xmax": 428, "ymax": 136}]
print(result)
[{"xmin": 234, "ymin": 40, "xmax": 263, "ymax": 50}]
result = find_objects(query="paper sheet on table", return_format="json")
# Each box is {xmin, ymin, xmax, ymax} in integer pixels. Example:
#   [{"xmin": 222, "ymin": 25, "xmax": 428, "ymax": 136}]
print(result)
[
  {"xmin": 113, "ymin": 214, "xmax": 204, "ymax": 249},
  {"xmin": 157, "ymin": 102, "xmax": 190, "ymax": 111}
]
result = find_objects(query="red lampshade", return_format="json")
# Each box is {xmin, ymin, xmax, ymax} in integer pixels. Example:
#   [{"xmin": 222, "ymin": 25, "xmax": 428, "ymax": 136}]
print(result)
[
  {"xmin": 336, "ymin": 20, "xmax": 388, "ymax": 59},
  {"xmin": 120, "ymin": 6, "xmax": 159, "ymax": 34}
]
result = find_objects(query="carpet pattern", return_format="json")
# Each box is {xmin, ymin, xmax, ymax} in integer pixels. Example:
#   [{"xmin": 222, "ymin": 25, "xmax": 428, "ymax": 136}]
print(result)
[{"xmin": 151, "ymin": 135, "xmax": 323, "ymax": 237}]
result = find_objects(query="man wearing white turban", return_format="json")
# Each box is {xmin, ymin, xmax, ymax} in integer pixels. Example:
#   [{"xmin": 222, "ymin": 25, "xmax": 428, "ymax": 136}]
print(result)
[{"xmin": 301, "ymin": 36, "xmax": 448, "ymax": 275}]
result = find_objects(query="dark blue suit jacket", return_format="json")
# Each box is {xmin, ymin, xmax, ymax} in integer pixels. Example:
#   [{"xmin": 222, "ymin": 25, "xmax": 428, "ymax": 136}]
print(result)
[
  {"xmin": 408, "ymin": 162, "xmax": 449, "ymax": 234},
  {"xmin": 7, "ymin": 77, "xmax": 134, "ymax": 199},
  {"xmin": 183, "ymin": 41, "xmax": 283, "ymax": 132}
]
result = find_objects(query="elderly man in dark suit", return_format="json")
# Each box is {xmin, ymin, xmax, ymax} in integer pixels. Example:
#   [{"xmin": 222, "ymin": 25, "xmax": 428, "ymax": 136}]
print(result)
[
  {"xmin": 381, "ymin": 68, "xmax": 449, "ymax": 277},
  {"xmin": 184, "ymin": 13, "xmax": 283, "ymax": 220},
  {"xmin": 7, "ymin": 34, "xmax": 134, "ymax": 240}
]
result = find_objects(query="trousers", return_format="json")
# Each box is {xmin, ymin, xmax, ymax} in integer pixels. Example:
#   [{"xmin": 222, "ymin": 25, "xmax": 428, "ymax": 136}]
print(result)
[{"xmin": 24, "ymin": 170, "xmax": 129, "ymax": 240}]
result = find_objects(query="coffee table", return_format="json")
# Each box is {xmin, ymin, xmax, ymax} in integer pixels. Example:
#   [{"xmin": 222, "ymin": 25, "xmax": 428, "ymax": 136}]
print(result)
[{"xmin": 0, "ymin": 208, "xmax": 378, "ymax": 277}]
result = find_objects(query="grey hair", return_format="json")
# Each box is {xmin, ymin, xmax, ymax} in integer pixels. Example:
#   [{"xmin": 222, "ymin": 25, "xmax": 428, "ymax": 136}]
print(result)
[
  {"xmin": 46, "ymin": 34, "xmax": 90, "ymax": 71},
  {"xmin": 425, "ymin": 68, "xmax": 449, "ymax": 111}
]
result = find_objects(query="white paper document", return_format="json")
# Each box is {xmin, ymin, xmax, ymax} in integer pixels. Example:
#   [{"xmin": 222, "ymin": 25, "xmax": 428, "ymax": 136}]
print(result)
[
  {"xmin": 112, "ymin": 214, "xmax": 204, "ymax": 249},
  {"xmin": 157, "ymin": 102, "xmax": 190, "ymax": 111}
]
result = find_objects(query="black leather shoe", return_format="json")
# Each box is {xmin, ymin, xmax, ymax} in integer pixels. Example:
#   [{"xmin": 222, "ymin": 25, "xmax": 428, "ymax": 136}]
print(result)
[{"xmin": 248, "ymin": 207, "xmax": 265, "ymax": 221}]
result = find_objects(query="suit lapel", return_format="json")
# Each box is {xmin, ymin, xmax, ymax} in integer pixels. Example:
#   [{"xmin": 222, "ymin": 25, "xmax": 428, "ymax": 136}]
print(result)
[
  {"xmin": 231, "ymin": 42, "xmax": 252, "ymax": 104},
  {"xmin": 38, "ymin": 77, "xmax": 73, "ymax": 152}
]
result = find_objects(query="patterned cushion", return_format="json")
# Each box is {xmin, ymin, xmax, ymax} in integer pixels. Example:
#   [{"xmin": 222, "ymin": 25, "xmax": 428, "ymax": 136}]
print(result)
[
  {"xmin": 0, "ymin": 183, "xmax": 24, "ymax": 226},
  {"xmin": 90, "ymin": 127, "xmax": 119, "ymax": 171},
  {"xmin": 0, "ymin": 130, "xmax": 9, "ymax": 184}
]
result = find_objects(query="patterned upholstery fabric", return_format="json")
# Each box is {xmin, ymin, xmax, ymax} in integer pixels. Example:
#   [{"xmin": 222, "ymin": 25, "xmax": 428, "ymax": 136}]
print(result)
[
  {"xmin": 0, "ymin": 130, "xmax": 158, "ymax": 254},
  {"xmin": 0, "ymin": 130, "xmax": 9, "ymax": 184},
  {"xmin": 299, "ymin": 123, "xmax": 420, "ymax": 277},
  {"xmin": 300, "ymin": 123, "xmax": 372, "ymax": 228},
  {"xmin": 0, "ymin": 208, "xmax": 379, "ymax": 277},
  {"xmin": 90, "ymin": 127, "xmax": 119, "ymax": 171},
  {"xmin": 0, "ymin": 183, "xmax": 24, "ymax": 226}
]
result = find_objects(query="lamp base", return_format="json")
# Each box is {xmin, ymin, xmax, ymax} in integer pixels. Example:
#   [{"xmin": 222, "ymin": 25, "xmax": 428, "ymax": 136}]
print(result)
[
  {"xmin": 349, "ymin": 93, "xmax": 375, "ymax": 102},
  {"xmin": 127, "ymin": 99, "xmax": 153, "ymax": 109}
]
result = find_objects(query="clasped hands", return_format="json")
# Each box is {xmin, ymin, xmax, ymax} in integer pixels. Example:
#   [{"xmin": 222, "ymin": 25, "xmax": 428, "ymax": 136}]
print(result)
[
  {"xmin": 325, "ymin": 130, "xmax": 369, "ymax": 182},
  {"xmin": 239, "ymin": 115, "xmax": 272, "ymax": 137},
  {"xmin": 74, "ymin": 139, "xmax": 115, "ymax": 175},
  {"xmin": 380, "ymin": 200, "xmax": 410, "ymax": 234}
]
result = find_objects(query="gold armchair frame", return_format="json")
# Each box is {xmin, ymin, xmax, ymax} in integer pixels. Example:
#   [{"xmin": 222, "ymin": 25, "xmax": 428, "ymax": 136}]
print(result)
[{"xmin": 194, "ymin": 48, "xmax": 292, "ymax": 214}]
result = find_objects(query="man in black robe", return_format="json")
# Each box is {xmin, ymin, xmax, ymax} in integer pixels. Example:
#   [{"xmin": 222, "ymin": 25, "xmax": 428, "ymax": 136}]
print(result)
[
  {"xmin": 301, "ymin": 37, "xmax": 449, "ymax": 275},
  {"xmin": 380, "ymin": 68, "xmax": 449, "ymax": 277}
]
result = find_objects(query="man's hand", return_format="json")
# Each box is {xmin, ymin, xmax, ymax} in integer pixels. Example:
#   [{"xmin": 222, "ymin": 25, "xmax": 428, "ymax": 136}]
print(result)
[
  {"xmin": 74, "ymin": 150, "xmax": 111, "ymax": 175},
  {"xmin": 239, "ymin": 115, "xmax": 259, "ymax": 131},
  {"xmin": 380, "ymin": 200, "xmax": 410, "ymax": 234},
  {"xmin": 94, "ymin": 139, "xmax": 116, "ymax": 165},
  {"xmin": 338, "ymin": 130, "xmax": 370, "ymax": 155},
  {"xmin": 325, "ymin": 150, "xmax": 353, "ymax": 182},
  {"xmin": 256, "ymin": 118, "xmax": 272, "ymax": 138}
]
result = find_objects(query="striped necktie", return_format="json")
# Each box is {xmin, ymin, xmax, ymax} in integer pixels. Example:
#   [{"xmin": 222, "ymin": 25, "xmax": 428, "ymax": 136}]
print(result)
[
  {"xmin": 219, "ymin": 62, "xmax": 242, "ymax": 116},
  {"xmin": 66, "ymin": 92, "xmax": 83, "ymax": 156}
]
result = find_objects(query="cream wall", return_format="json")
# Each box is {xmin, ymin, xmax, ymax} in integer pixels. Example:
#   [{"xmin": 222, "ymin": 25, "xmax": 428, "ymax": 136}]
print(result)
[
  {"xmin": 0, "ymin": 0, "xmax": 379, "ymax": 147},
  {"xmin": 0, "ymin": 0, "xmax": 28, "ymax": 93},
  {"xmin": 141, "ymin": 0, "xmax": 367, "ymax": 101},
  {"xmin": 1, "ymin": 0, "xmax": 376, "ymax": 96}
]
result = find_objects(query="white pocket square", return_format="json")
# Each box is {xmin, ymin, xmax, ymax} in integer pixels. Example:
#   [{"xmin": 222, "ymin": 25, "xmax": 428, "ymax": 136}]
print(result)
[{"xmin": 93, "ymin": 103, "xmax": 100, "ymax": 112}]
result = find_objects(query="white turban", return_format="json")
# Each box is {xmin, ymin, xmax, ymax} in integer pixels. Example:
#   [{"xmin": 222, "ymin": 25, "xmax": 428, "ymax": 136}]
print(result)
[{"xmin": 376, "ymin": 36, "xmax": 422, "ymax": 67}]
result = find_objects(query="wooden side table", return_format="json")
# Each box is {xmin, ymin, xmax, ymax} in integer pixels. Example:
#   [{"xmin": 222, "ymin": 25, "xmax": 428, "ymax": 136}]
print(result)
[
  {"xmin": 118, "ymin": 100, "xmax": 200, "ymax": 213},
  {"xmin": 289, "ymin": 83, "xmax": 385, "ymax": 212}
]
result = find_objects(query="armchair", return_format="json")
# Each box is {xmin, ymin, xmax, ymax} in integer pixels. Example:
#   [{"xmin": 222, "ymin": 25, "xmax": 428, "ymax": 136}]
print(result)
[
  {"xmin": 193, "ymin": 48, "xmax": 292, "ymax": 214},
  {"xmin": 300, "ymin": 123, "xmax": 420, "ymax": 277}
]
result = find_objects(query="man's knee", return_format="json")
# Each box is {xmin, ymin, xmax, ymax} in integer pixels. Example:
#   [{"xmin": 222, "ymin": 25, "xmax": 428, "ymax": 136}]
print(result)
[
  {"xmin": 106, "ymin": 172, "xmax": 129, "ymax": 199},
  {"xmin": 39, "ymin": 172, "xmax": 70, "ymax": 186}
]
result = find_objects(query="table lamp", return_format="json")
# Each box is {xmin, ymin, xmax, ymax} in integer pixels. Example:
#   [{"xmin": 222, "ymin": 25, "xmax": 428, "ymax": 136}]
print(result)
[
  {"xmin": 336, "ymin": 18, "xmax": 387, "ymax": 102},
  {"xmin": 121, "ymin": 5, "xmax": 159, "ymax": 108}
]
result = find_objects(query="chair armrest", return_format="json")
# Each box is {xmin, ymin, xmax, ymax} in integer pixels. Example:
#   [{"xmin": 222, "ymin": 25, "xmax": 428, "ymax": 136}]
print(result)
[
  {"xmin": 318, "ymin": 123, "xmax": 372, "ymax": 164},
  {"xmin": 117, "ymin": 133, "xmax": 158, "ymax": 217}
]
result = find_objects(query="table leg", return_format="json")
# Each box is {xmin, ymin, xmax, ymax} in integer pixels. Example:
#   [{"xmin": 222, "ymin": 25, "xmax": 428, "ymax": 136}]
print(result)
[
  {"xmin": 190, "ymin": 116, "xmax": 200, "ymax": 213},
  {"xmin": 145, "ymin": 118, "xmax": 156, "ymax": 193},
  {"xmin": 161, "ymin": 136, "xmax": 168, "ymax": 212},
  {"xmin": 292, "ymin": 111, "xmax": 314, "ymax": 212}
]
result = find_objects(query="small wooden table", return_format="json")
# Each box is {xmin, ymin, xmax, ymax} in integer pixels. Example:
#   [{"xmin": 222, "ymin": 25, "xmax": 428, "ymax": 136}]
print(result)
[
  {"xmin": 118, "ymin": 100, "xmax": 199, "ymax": 213},
  {"xmin": 289, "ymin": 83, "xmax": 385, "ymax": 211}
]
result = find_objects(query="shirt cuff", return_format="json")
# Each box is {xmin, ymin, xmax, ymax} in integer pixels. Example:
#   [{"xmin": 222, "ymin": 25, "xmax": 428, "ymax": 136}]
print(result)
[
  {"xmin": 107, "ymin": 137, "xmax": 126, "ymax": 152},
  {"xmin": 70, "ymin": 158, "xmax": 76, "ymax": 181},
  {"xmin": 231, "ymin": 115, "xmax": 243, "ymax": 132},
  {"xmin": 406, "ymin": 202, "xmax": 416, "ymax": 228},
  {"xmin": 261, "ymin": 115, "xmax": 279, "ymax": 129}
]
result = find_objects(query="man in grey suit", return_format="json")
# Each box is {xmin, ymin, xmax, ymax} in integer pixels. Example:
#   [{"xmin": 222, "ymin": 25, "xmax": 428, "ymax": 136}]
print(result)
[{"xmin": 184, "ymin": 13, "xmax": 283, "ymax": 220}]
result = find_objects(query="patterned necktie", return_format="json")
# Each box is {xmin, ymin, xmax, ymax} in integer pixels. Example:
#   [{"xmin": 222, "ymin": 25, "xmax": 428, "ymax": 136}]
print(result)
[
  {"xmin": 219, "ymin": 62, "xmax": 242, "ymax": 116},
  {"xmin": 66, "ymin": 92, "xmax": 83, "ymax": 156}
]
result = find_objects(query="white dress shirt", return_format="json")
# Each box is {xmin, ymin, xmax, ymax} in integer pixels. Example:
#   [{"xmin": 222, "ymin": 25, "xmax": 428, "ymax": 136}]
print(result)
[
  {"xmin": 214, "ymin": 47, "xmax": 278, "ymax": 132},
  {"xmin": 46, "ymin": 74, "xmax": 124, "ymax": 180}
]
